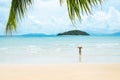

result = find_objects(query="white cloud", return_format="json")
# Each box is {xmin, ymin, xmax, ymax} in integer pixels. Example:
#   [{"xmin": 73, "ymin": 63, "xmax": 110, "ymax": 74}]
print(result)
[
  {"xmin": 77, "ymin": 6, "xmax": 120, "ymax": 34},
  {"xmin": 1, "ymin": 0, "xmax": 120, "ymax": 35}
]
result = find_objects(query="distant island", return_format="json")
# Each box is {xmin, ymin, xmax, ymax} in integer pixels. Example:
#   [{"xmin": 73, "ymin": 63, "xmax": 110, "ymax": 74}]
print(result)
[
  {"xmin": 57, "ymin": 30, "xmax": 90, "ymax": 36},
  {"xmin": 90, "ymin": 32, "xmax": 120, "ymax": 36},
  {"xmin": 1, "ymin": 31, "xmax": 120, "ymax": 37},
  {"xmin": 109, "ymin": 32, "xmax": 120, "ymax": 36},
  {"xmin": 21, "ymin": 33, "xmax": 55, "ymax": 37}
]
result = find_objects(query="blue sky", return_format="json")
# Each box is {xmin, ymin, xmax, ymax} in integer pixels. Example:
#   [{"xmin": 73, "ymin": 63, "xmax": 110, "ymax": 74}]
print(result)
[{"xmin": 0, "ymin": 0, "xmax": 120, "ymax": 35}]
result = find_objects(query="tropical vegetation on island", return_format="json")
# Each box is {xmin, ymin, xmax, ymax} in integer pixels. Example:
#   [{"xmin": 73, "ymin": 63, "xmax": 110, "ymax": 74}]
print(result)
[
  {"xmin": 6, "ymin": 0, "xmax": 103, "ymax": 34},
  {"xmin": 57, "ymin": 30, "xmax": 89, "ymax": 36}
]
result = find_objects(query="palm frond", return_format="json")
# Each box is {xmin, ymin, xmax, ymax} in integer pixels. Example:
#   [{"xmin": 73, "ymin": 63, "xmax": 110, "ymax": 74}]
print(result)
[
  {"xmin": 6, "ymin": 0, "xmax": 103, "ymax": 34},
  {"xmin": 60, "ymin": 0, "xmax": 64, "ymax": 6},
  {"xmin": 60, "ymin": 0, "xmax": 103, "ymax": 23},
  {"xmin": 6, "ymin": 0, "xmax": 32, "ymax": 34}
]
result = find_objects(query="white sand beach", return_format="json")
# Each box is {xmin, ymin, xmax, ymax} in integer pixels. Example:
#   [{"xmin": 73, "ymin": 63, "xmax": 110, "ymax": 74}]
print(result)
[{"xmin": 0, "ymin": 64, "xmax": 120, "ymax": 80}]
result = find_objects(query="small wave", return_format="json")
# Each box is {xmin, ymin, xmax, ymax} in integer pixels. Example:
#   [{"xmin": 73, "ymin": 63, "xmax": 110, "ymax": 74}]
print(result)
[
  {"xmin": 27, "ymin": 45, "xmax": 37, "ymax": 48},
  {"xmin": 95, "ymin": 43, "xmax": 120, "ymax": 48},
  {"xmin": 0, "ymin": 47, "xmax": 8, "ymax": 50}
]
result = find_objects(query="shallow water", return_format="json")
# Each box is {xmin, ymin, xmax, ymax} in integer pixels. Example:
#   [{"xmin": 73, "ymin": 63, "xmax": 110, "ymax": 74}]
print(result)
[{"xmin": 0, "ymin": 36, "xmax": 120, "ymax": 64}]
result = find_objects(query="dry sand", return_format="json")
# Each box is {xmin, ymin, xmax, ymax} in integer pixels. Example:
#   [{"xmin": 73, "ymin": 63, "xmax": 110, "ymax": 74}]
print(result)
[{"xmin": 0, "ymin": 64, "xmax": 120, "ymax": 80}]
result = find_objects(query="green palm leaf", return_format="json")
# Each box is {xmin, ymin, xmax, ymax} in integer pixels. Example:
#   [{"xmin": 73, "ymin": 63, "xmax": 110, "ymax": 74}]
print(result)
[
  {"xmin": 60, "ymin": 0, "xmax": 103, "ymax": 23},
  {"xmin": 6, "ymin": 0, "xmax": 103, "ymax": 34},
  {"xmin": 6, "ymin": 0, "xmax": 32, "ymax": 34}
]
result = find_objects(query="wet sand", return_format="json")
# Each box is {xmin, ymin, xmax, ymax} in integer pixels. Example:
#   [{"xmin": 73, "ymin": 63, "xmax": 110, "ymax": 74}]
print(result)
[{"xmin": 0, "ymin": 64, "xmax": 120, "ymax": 80}]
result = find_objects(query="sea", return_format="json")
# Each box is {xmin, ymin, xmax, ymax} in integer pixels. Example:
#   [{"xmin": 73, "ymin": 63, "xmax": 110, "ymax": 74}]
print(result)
[{"xmin": 0, "ymin": 36, "xmax": 120, "ymax": 64}]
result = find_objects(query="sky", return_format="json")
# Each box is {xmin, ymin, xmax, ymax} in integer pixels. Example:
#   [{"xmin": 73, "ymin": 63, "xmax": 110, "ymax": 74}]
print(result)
[{"xmin": 0, "ymin": 0, "xmax": 120, "ymax": 35}]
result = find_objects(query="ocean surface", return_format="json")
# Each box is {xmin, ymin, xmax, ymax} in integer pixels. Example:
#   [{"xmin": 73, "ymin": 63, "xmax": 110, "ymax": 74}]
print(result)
[{"xmin": 0, "ymin": 36, "xmax": 120, "ymax": 64}]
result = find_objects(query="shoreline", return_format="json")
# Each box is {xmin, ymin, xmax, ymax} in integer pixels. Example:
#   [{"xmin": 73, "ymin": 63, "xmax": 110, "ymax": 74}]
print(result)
[{"xmin": 0, "ymin": 63, "xmax": 120, "ymax": 80}]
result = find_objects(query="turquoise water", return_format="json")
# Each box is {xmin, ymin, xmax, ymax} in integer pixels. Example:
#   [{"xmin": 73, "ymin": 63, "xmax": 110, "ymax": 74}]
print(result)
[{"xmin": 0, "ymin": 36, "xmax": 120, "ymax": 64}]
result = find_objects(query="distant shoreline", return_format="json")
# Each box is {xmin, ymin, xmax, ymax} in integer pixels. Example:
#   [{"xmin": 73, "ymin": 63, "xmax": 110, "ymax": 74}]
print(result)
[{"xmin": 0, "ymin": 32, "xmax": 120, "ymax": 37}]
